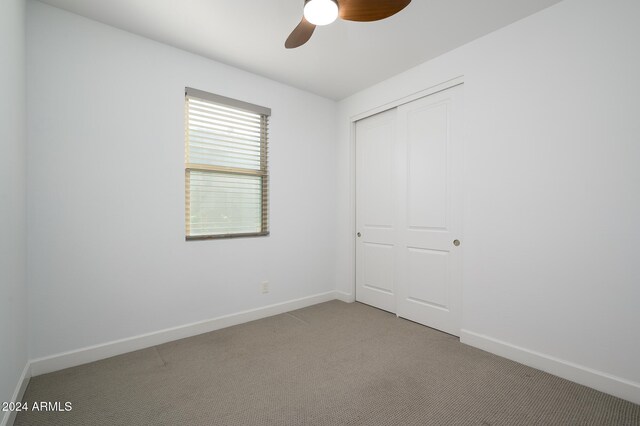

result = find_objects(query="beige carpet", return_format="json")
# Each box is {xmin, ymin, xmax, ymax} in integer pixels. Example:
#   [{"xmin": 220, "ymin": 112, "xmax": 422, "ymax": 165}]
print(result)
[{"xmin": 16, "ymin": 301, "xmax": 640, "ymax": 425}]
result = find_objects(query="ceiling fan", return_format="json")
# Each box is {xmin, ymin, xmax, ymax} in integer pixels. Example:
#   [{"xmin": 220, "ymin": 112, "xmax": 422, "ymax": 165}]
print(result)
[{"xmin": 285, "ymin": 0, "xmax": 411, "ymax": 49}]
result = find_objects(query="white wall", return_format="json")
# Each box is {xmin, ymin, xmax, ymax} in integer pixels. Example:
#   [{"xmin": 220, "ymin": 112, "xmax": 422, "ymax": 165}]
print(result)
[
  {"xmin": 27, "ymin": 1, "xmax": 337, "ymax": 361},
  {"xmin": 337, "ymin": 0, "xmax": 640, "ymax": 402},
  {"xmin": 0, "ymin": 0, "xmax": 29, "ymax": 420}
]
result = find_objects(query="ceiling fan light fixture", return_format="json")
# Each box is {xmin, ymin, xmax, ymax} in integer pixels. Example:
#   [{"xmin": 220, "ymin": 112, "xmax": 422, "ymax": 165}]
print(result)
[{"xmin": 303, "ymin": 0, "xmax": 339, "ymax": 26}]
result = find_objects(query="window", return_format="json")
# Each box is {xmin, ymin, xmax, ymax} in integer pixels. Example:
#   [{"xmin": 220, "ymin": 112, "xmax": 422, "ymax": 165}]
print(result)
[{"xmin": 185, "ymin": 88, "xmax": 270, "ymax": 239}]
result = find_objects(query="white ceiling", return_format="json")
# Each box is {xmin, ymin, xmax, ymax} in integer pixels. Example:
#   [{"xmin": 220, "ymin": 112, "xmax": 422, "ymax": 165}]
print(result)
[{"xmin": 37, "ymin": 0, "xmax": 563, "ymax": 100}]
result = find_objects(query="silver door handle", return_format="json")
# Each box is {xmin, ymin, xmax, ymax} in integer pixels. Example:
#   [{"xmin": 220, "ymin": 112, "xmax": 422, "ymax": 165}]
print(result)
[
  {"xmin": 357, "ymin": 232, "xmax": 361, "ymax": 237},
  {"xmin": 453, "ymin": 239, "xmax": 460, "ymax": 246}
]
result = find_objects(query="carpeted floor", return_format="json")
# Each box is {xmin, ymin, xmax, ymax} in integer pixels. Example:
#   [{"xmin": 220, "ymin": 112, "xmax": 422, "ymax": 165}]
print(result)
[{"xmin": 16, "ymin": 301, "xmax": 640, "ymax": 425}]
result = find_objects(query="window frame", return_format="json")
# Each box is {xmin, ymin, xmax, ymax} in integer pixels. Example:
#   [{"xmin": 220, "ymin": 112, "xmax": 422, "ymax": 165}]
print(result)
[{"xmin": 184, "ymin": 87, "xmax": 270, "ymax": 240}]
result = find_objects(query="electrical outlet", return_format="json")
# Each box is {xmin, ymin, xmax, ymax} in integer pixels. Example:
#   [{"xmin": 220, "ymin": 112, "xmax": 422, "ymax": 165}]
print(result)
[{"xmin": 261, "ymin": 281, "xmax": 269, "ymax": 294}]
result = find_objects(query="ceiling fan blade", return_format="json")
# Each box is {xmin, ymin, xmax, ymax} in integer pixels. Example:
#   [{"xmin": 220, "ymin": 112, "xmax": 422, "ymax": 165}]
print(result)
[
  {"xmin": 338, "ymin": 0, "xmax": 411, "ymax": 22},
  {"xmin": 285, "ymin": 17, "xmax": 316, "ymax": 49}
]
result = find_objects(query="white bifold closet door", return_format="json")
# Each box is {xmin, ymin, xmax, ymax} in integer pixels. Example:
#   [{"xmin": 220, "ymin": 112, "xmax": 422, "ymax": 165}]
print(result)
[{"xmin": 355, "ymin": 84, "xmax": 463, "ymax": 336}]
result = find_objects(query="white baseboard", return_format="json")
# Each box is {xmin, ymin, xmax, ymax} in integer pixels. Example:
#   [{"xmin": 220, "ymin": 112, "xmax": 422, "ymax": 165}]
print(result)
[
  {"xmin": 31, "ymin": 291, "xmax": 342, "ymax": 377},
  {"xmin": 1, "ymin": 363, "xmax": 31, "ymax": 426},
  {"xmin": 460, "ymin": 329, "xmax": 640, "ymax": 405},
  {"xmin": 334, "ymin": 291, "xmax": 355, "ymax": 303}
]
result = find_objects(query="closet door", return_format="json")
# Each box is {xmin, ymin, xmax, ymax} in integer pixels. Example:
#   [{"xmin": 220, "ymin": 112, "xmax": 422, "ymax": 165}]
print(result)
[
  {"xmin": 355, "ymin": 109, "xmax": 398, "ymax": 313},
  {"xmin": 395, "ymin": 85, "xmax": 463, "ymax": 336}
]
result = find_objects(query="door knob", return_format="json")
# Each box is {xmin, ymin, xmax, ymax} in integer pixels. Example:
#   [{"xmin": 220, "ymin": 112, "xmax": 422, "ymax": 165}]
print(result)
[
  {"xmin": 453, "ymin": 239, "xmax": 460, "ymax": 246},
  {"xmin": 357, "ymin": 232, "xmax": 361, "ymax": 237}
]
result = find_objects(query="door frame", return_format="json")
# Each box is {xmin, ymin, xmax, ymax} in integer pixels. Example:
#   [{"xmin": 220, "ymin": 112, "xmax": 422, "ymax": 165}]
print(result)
[{"xmin": 350, "ymin": 75, "xmax": 465, "ymax": 308}]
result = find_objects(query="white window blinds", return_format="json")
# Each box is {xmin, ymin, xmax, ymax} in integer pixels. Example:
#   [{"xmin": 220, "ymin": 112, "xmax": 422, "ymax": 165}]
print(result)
[{"xmin": 185, "ymin": 88, "xmax": 270, "ymax": 239}]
